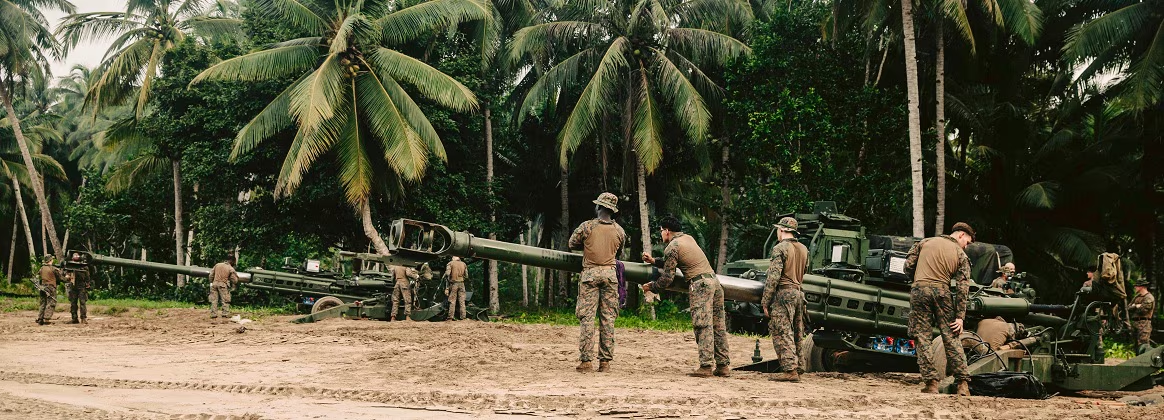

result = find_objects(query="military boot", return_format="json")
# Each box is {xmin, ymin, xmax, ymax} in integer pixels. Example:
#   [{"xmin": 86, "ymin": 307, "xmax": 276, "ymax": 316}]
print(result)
[
  {"xmin": 69, "ymin": 319, "xmax": 79, "ymax": 324},
  {"xmin": 956, "ymin": 380, "xmax": 970, "ymax": 396},
  {"xmin": 576, "ymin": 361, "xmax": 594, "ymax": 373},
  {"xmin": 688, "ymin": 366, "xmax": 714, "ymax": 378},
  {"xmin": 80, "ymin": 319, "xmax": 88, "ymax": 325},
  {"xmin": 921, "ymin": 380, "xmax": 940, "ymax": 394},
  {"xmin": 597, "ymin": 361, "xmax": 611, "ymax": 372},
  {"xmin": 768, "ymin": 371, "xmax": 800, "ymax": 382},
  {"xmin": 713, "ymin": 365, "xmax": 732, "ymax": 377}
]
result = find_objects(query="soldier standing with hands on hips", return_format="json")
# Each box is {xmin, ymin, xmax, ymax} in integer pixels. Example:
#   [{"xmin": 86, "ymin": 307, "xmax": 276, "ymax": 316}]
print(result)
[
  {"xmin": 904, "ymin": 222, "xmax": 975, "ymax": 396},
  {"xmin": 641, "ymin": 216, "xmax": 730, "ymax": 378},
  {"xmin": 761, "ymin": 217, "xmax": 809, "ymax": 382}
]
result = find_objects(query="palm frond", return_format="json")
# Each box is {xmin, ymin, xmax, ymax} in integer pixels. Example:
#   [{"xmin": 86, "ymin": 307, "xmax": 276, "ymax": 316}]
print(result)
[
  {"xmin": 558, "ymin": 36, "xmax": 630, "ymax": 167},
  {"xmin": 631, "ymin": 70, "xmax": 665, "ymax": 172},
  {"xmin": 516, "ymin": 48, "xmax": 600, "ymax": 122},
  {"xmin": 1063, "ymin": 2, "xmax": 1154, "ymax": 63},
  {"xmin": 288, "ymin": 53, "xmax": 348, "ymax": 133},
  {"xmin": 649, "ymin": 48, "xmax": 710, "ymax": 145},
  {"xmin": 1121, "ymin": 20, "xmax": 1164, "ymax": 110},
  {"xmin": 368, "ymin": 48, "xmax": 478, "ymax": 112},
  {"xmin": 335, "ymin": 85, "xmax": 375, "ymax": 205},
  {"xmin": 506, "ymin": 21, "xmax": 608, "ymax": 69},
  {"xmin": 192, "ymin": 45, "xmax": 320, "ymax": 84},
  {"xmin": 105, "ymin": 155, "xmax": 168, "ymax": 193},
  {"xmin": 663, "ymin": 27, "xmax": 750, "ymax": 68},
  {"xmin": 378, "ymin": 0, "xmax": 491, "ymax": 46},
  {"xmin": 996, "ymin": 0, "xmax": 1042, "ymax": 46},
  {"xmin": 936, "ymin": 0, "xmax": 975, "ymax": 54},
  {"xmin": 250, "ymin": 0, "xmax": 328, "ymax": 34},
  {"xmin": 1015, "ymin": 181, "xmax": 1059, "ymax": 210},
  {"xmin": 355, "ymin": 70, "xmax": 429, "ymax": 180},
  {"xmin": 230, "ymin": 73, "xmax": 311, "ymax": 160}
]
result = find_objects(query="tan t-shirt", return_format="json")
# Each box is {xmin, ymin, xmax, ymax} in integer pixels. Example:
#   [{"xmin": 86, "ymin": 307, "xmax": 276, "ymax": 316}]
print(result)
[
  {"xmin": 210, "ymin": 262, "xmax": 238, "ymax": 286},
  {"xmin": 907, "ymin": 236, "xmax": 970, "ymax": 288},
  {"xmin": 38, "ymin": 265, "xmax": 59, "ymax": 287},
  {"xmin": 446, "ymin": 260, "xmax": 468, "ymax": 283},
  {"xmin": 568, "ymin": 219, "xmax": 627, "ymax": 269},
  {"xmin": 649, "ymin": 233, "xmax": 715, "ymax": 291}
]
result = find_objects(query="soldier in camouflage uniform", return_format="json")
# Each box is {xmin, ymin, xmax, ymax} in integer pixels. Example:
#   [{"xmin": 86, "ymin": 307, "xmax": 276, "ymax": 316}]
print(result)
[
  {"xmin": 642, "ymin": 216, "xmax": 730, "ymax": 378},
  {"xmin": 391, "ymin": 265, "xmax": 418, "ymax": 321},
  {"xmin": 569, "ymin": 193, "xmax": 627, "ymax": 373},
  {"xmin": 761, "ymin": 217, "xmax": 808, "ymax": 382},
  {"xmin": 445, "ymin": 257, "xmax": 469, "ymax": 321},
  {"xmin": 1129, "ymin": 279, "xmax": 1156, "ymax": 353},
  {"xmin": 904, "ymin": 222, "xmax": 974, "ymax": 396},
  {"xmin": 208, "ymin": 257, "xmax": 239, "ymax": 319},
  {"xmin": 66, "ymin": 253, "xmax": 92, "ymax": 324},
  {"xmin": 989, "ymin": 263, "xmax": 1015, "ymax": 290},
  {"xmin": 36, "ymin": 255, "xmax": 60, "ymax": 325}
]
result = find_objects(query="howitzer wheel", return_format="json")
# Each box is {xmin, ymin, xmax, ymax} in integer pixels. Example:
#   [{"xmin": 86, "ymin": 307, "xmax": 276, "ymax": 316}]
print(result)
[
  {"xmin": 800, "ymin": 334, "xmax": 825, "ymax": 372},
  {"xmin": 311, "ymin": 296, "xmax": 345, "ymax": 314}
]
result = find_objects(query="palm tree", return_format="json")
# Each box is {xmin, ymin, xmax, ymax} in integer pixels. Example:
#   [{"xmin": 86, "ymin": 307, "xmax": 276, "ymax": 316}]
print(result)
[
  {"xmin": 931, "ymin": 0, "xmax": 1042, "ymax": 232},
  {"xmin": 191, "ymin": 0, "xmax": 487, "ymax": 253},
  {"xmin": 57, "ymin": 0, "xmax": 244, "ymax": 119},
  {"xmin": 1, "ymin": 119, "xmax": 68, "ymax": 271},
  {"xmin": 0, "ymin": 0, "xmax": 74, "ymax": 260},
  {"xmin": 508, "ymin": 0, "xmax": 751, "ymax": 256},
  {"xmin": 896, "ymin": 0, "xmax": 926, "ymax": 237},
  {"xmin": 59, "ymin": 0, "xmax": 243, "ymax": 287},
  {"xmin": 1064, "ymin": 1, "xmax": 1164, "ymax": 110}
]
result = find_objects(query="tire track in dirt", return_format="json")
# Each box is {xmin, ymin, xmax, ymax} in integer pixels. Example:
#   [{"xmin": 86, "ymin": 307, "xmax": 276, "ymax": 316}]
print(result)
[{"xmin": 0, "ymin": 370, "xmax": 1129, "ymax": 419}]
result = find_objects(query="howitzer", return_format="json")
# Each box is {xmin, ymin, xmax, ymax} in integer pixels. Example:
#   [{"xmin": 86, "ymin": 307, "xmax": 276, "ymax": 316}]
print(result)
[
  {"xmin": 385, "ymin": 219, "xmax": 1164, "ymax": 392},
  {"xmin": 68, "ymin": 250, "xmax": 488, "ymax": 323}
]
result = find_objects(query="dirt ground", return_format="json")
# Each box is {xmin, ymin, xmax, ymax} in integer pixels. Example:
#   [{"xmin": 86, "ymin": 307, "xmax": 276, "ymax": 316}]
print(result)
[{"xmin": 0, "ymin": 304, "xmax": 1161, "ymax": 419}]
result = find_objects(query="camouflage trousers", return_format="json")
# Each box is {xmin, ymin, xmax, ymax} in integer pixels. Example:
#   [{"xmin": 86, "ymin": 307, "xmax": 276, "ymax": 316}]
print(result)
[
  {"xmin": 768, "ymin": 287, "xmax": 804, "ymax": 373},
  {"xmin": 67, "ymin": 284, "xmax": 88, "ymax": 321},
  {"xmin": 1133, "ymin": 320, "xmax": 1152, "ymax": 348},
  {"xmin": 690, "ymin": 275, "xmax": 730, "ymax": 367},
  {"xmin": 209, "ymin": 283, "xmax": 231, "ymax": 318},
  {"xmin": 447, "ymin": 282, "xmax": 467, "ymax": 320},
  {"xmin": 391, "ymin": 282, "xmax": 412, "ymax": 319},
  {"xmin": 37, "ymin": 284, "xmax": 57, "ymax": 323},
  {"xmin": 576, "ymin": 267, "xmax": 618, "ymax": 362},
  {"xmin": 909, "ymin": 285, "xmax": 969, "ymax": 382}
]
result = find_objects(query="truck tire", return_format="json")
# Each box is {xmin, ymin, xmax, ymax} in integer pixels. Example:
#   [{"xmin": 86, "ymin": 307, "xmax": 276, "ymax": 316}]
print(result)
[
  {"xmin": 311, "ymin": 296, "xmax": 344, "ymax": 314},
  {"xmin": 800, "ymin": 334, "xmax": 825, "ymax": 372}
]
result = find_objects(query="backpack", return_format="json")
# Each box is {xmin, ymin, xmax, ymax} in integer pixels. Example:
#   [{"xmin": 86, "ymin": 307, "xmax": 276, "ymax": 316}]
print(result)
[{"xmin": 968, "ymin": 372, "xmax": 1050, "ymax": 399}]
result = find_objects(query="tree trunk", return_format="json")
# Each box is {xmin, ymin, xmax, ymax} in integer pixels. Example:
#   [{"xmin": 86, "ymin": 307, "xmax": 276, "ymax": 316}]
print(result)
[
  {"xmin": 39, "ymin": 208, "xmax": 46, "ymax": 258},
  {"xmin": 716, "ymin": 144, "xmax": 731, "ymax": 272},
  {"xmin": 12, "ymin": 177, "xmax": 35, "ymax": 265},
  {"xmin": 873, "ymin": 35, "xmax": 890, "ymax": 87},
  {"xmin": 636, "ymin": 152, "xmax": 655, "ymax": 320},
  {"xmin": 557, "ymin": 165, "xmax": 569, "ymax": 307},
  {"xmin": 361, "ymin": 200, "xmax": 390, "ymax": 255},
  {"xmin": 900, "ymin": 0, "xmax": 926, "ymax": 238},
  {"xmin": 7, "ymin": 207, "xmax": 16, "ymax": 283},
  {"xmin": 636, "ymin": 155, "xmax": 651, "ymax": 254},
  {"xmin": 0, "ymin": 84, "xmax": 62, "ymax": 259},
  {"xmin": 935, "ymin": 28, "xmax": 947, "ymax": 234},
  {"xmin": 485, "ymin": 106, "xmax": 499, "ymax": 315},
  {"xmin": 520, "ymin": 231, "xmax": 528, "ymax": 307},
  {"xmin": 171, "ymin": 159, "xmax": 185, "ymax": 288},
  {"xmin": 186, "ymin": 182, "xmax": 198, "ymax": 268}
]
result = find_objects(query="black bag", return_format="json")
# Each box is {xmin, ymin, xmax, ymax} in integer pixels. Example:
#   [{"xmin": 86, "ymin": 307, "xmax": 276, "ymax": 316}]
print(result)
[{"xmin": 968, "ymin": 372, "xmax": 1050, "ymax": 399}]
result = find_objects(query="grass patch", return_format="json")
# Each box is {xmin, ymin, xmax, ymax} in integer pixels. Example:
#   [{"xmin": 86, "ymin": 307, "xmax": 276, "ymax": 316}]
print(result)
[
  {"xmin": 0, "ymin": 295, "xmax": 292, "ymax": 318},
  {"xmin": 500, "ymin": 307, "xmax": 694, "ymax": 332},
  {"xmin": 1105, "ymin": 339, "xmax": 1138, "ymax": 360}
]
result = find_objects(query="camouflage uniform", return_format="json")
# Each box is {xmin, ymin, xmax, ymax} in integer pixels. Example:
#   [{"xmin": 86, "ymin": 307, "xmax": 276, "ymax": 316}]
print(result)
[
  {"xmin": 904, "ymin": 235, "xmax": 971, "ymax": 383},
  {"xmin": 647, "ymin": 233, "xmax": 729, "ymax": 368},
  {"xmin": 208, "ymin": 262, "xmax": 239, "ymax": 318},
  {"xmin": 761, "ymin": 233, "xmax": 809, "ymax": 373},
  {"xmin": 445, "ymin": 259, "xmax": 469, "ymax": 320},
  {"xmin": 1129, "ymin": 287, "xmax": 1155, "ymax": 349},
  {"xmin": 569, "ymin": 212, "xmax": 627, "ymax": 363},
  {"xmin": 391, "ymin": 265, "xmax": 418, "ymax": 320},
  {"xmin": 36, "ymin": 262, "xmax": 60, "ymax": 324},
  {"xmin": 67, "ymin": 266, "xmax": 92, "ymax": 322}
]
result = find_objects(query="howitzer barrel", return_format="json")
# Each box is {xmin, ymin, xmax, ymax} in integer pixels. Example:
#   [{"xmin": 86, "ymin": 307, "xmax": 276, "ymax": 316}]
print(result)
[{"xmin": 80, "ymin": 251, "xmax": 252, "ymax": 281}]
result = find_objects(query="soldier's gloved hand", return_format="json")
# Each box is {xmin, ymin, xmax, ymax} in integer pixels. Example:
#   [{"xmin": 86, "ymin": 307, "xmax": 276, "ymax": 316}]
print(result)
[
  {"xmin": 640, "ymin": 283, "xmax": 651, "ymax": 293},
  {"xmin": 950, "ymin": 318, "xmax": 964, "ymax": 335},
  {"xmin": 641, "ymin": 253, "xmax": 654, "ymax": 264}
]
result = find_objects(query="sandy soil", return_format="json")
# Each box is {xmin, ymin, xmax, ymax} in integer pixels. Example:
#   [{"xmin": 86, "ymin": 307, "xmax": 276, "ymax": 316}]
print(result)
[{"xmin": 0, "ymin": 304, "xmax": 1161, "ymax": 419}]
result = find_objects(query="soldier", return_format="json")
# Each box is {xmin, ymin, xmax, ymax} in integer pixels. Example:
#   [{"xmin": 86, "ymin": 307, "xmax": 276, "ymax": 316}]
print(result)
[
  {"xmin": 761, "ymin": 217, "xmax": 808, "ymax": 382},
  {"xmin": 208, "ymin": 256, "xmax": 239, "ymax": 319},
  {"xmin": 1129, "ymin": 278, "xmax": 1156, "ymax": 353},
  {"xmin": 67, "ymin": 252, "xmax": 92, "ymax": 324},
  {"xmin": 35, "ymin": 255, "xmax": 60, "ymax": 325},
  {"xmin": 390, "ymin": 264, "xmax": 418, "ymax": 321},
  {"xmin": 1083, "ymin": 269, "xmax": 1096, "ymax": 289},
  {"xmin": 990, "ymin": 263, "xmax": 1015, "ymax": 290},
  {"xmin": 414, "ymin": 263, "xmax": 433, "ymax": 308},
  {"xmin": 904, "ymin": 222, "xmax": 974, "ymax": 396},
  {"xmin": 641, "ymin": 216, "xmax": 730, "ymax": 378},
  {"xmin": 445, "ymin": 257, "xmax": 469, "ymax": 321},
  {"xmin": 569, "ymin": 192, "xmax": 627, "ymax": 373}
]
